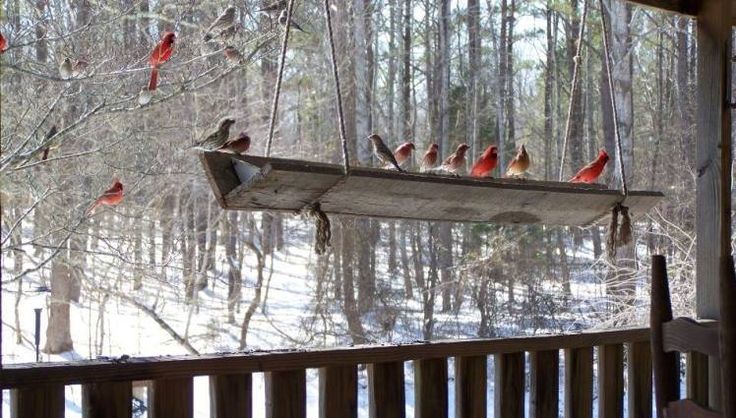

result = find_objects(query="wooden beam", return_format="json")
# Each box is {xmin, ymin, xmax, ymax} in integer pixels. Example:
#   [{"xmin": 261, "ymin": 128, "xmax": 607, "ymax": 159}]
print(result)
[
  {"xmin": 149, "ymin": 377, "xmax": 193, "ymax": 418},
  {"xmin": 494, "ymin": 353, "xmax": 525, "ymax": 418},
  {"xmin": 564, "ymin": 347, "xmax": 593, "ymax": 418},
  {"xmin": 529, "ymin": 350, "xmax": 559, "ymax": 418},
  {"xmin": 627, "ymin": 341, "xmax": 652, "ymax": 418},
  {"xmin": 265, "ymin": 370, "xmax": 306, "ymax": 418},
  {"xmin": 9, "ymin": 384, "xmax": 64, "ymax": 418},
  {"xmin": 367, "ymin": 362, "xmax": 405, "ymax": 418},
  {"xmin": 624, "ymin": 0, "xmax": 736, "ymax": 26},
  {"xmin": 414, "ymin": 358, "xmax": 448, "ymax": 418},
  {"xmin": 720, "ymin": 256, "xmax": 736, "ymax": 418},
  {"xmin": 210, "ymin": 374, "xmax": 252, "ymax": 418},
  {"xmin": 82, "ymin": 381, "xmax": 132, "ymax": 418},
  {"xmin": 454, "ymin": 356, "xmax": 486, "ymax": 418},
  {"xmin": 0, "ymin": 327, "xmax": 650, "ymax": 388},
  {"xmin": 662, "ymin": 318, "xmax": 720, "ymax": 356},
  {"xmin": 650, "ymin": 255, "xmax": 680, "ymax": 418},
  {"xmin": 319, "ymin": 366, "xmax": 357, "ymax": 418}
]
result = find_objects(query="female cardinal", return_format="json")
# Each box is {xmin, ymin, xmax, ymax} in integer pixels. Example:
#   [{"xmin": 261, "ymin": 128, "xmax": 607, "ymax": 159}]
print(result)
[
  {"xmin": 570, "ymin": 149, "xmax": 610, "ymax": 183},
  {"xmin": 470, "ymin": 145, "xmax": 498, "ymax": 178},
  {"xmin": 439, "ymin": 143, "xmax": 470, "ymax": 175},
  {"xmin": 392, "ymin": 142, "xmax": 415, "ymax": 168},
  {"xmin": 203, "ymin": 6, "xmax": 237, "ymax": 42},
  {"xmin": 194, "ymin": 117, "xmax": 236, "ymax": 150},
  {"xmin": 148, "ymin": 32, "xmax": 176, "ymax": 91},
  {"xmin": 217, "ymin": 131, "xmax": 250, "ymax": 155},
  {"xmin": 87, "ymin": 179, "xmax": 124, "ymax": 215},
  {"xmin": 420, "ymin": 143, "xmax": 439, "ymax": 172},
  {"xmin": 223, "ymin": 46, "xmax": 242, "ymax": 64},
  {"xmin": 367, "ymin": 134, "xmax": 404, "ymax": 172},
  {"xmin": 0, "ymin": 32, "xmax": 7, "ymax": 54},
  {"xmin": 505, "ymin": 144, "xmax": 530, "ymax": 177}
]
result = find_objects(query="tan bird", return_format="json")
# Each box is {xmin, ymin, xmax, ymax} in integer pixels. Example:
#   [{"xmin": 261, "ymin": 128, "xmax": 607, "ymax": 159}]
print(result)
[{"xmin": 505, "ymin": 144, "xmax": 530, "ymax": 177}]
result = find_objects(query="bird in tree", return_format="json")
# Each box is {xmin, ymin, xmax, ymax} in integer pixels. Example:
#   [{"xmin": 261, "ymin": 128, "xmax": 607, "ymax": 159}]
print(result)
[
  {"xmin": 148, "ymin": 32, "xmax": 176, "ymax": 91},
  {"xmin": 0, "ymin": 32, "xmax": 7, "ymax": 54},
  {"xmin": 505, "ymin": 144, "xmax": 530, "ymax": 177},
  {"xmin": 257, "ymin": 0, "xmax": 287, "ymax": 13},
  {"xmin": 217, "ymin": 131, "xmax": 251, "ymax": 155},
  {"xmin": 40, "ymin": 125, "xmax": 58, "ymax": 161},
  {"xmin": 470, "ymin": 145, "xmax": 498, "ymax": 178},
  {"xmin": 71, "ymin": 59, "xmax": 89, "ymax": 78},
  {"xmin": 570, "ymin": 149, "xmax": 610, "ymax": 183},
  {"xmin": 438, "ymin": 143, "xmax": 470, "ymax": 175},
  {"xmin": 203, "ymin": 6, "xmax": 237, "ymax": 42},
  {"xmin": 193, "ymin": 117, "xmax": 237, "ymax": 150},
  {"xmin": 87, "ymin": 179, "xmax": 124, "ymax": 215},
  {"xmin": 419, "ymin": 143, "xmax": 439, "ymax": 172},
  {"xmin": 367, "ymin": 134, "xmax": 404, "ymax": 172},
  {"xmin": 278, "ymin": 9, "xmax": 306, "ymax": 32},
  {"xmin": 59, "ymin": 58, "xmax": 73, "ymax": 79},
  {"xmin": 223, "ymin": 46, "xmax": 242, "ymax": 64},
  {"xmin": 390, "ymin": 142, "xmax": 415, "ymax": 169}
]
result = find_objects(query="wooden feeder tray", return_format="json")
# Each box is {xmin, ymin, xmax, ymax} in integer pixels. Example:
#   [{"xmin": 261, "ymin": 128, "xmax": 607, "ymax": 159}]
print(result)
[{"xmin": 199, "ymin": 152, "xmax": 663, "ymax": 226}]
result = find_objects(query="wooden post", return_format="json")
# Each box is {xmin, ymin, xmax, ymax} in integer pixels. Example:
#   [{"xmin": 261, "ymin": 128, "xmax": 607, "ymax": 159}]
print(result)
[
  {"xmin": 530, "ymin": 350, "xmax": 559, "ymax": 418},
  {"xmin": 9, "ymin": 385, "xmax": 65, "ymax": 418},
  {"xmin": 455, "ymin": 356, "xmax": 487, "ymax": 418},
  {"xmin": 319, "ymin": 365, "xmax": 357, "ymax": 418},
  {"xmin": 695, "ymin": 0, "xmax": 731, "ymax": 407},
  {"xmin": 650, "ymin": 255, "xmax": 679, "ymax": 418},
  {"xmin": 598, "ymin": 344, "xmax": 623, "ymax": 418},
  {"xmin": 626, "ymin": 341, "xmax": 652, "ymax": 418},
  {"xmin": 82, "ymin": 381, "xmax": 132, "ymax": 418},
  {"xmin": 720, "ymin": 256, "xmax": 736, "ymax": 418},
  {"xmin": 564, "ymin": 347, "xmax": 593, "ymax": 418},
  {"xmin": 367, "ymin": 361, "xmax": 405, "ymax": 418},
  {"xmin": 686, "ymin": 352, "xmax": 709, "ymax": 405},
  {"xmin": 265, "ymin": 370, "xmax": 306, "ymax": 418},
  {"xmin": 494, "ymin": 352, "xmax": 525, "ymax": 418},
  {"xmin": 210, "ymin": 374, "xmax": 252, "ymax": 418},
  {"xmin": 150, "ymin": 377, "xmax": 193, "ymax": 418},
  {"xmin": 414, "ymin": 358, "xmax": 448, "ymax": 418}
]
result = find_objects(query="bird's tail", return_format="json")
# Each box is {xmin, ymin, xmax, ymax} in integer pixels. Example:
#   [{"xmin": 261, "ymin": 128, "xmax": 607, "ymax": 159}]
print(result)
[
  {"xmin": 85, "ymin": 200, "xmax": 100, "ymax": 217},
  {"xmin": 148, "ymin": 66, "xmax": 159, "ymax": 91}
]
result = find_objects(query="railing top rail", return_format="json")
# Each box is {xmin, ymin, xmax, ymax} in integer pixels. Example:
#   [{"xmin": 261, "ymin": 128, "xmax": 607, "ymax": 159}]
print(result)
[{"xmin": 0, "ymin": 326, "xmax": 649, "ymax": 388}]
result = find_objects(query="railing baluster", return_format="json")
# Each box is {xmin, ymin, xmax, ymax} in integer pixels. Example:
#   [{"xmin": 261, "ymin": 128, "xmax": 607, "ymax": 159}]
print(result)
[
  {"xmin": 319, "ymin": 365, "xmax": 357, "ymax": 418},
  {"xmin": 530, "ymin": 350, "xmax": 559, "ymax": 418},
  {"xmin": 210, "ymin": 374, "xmax": 252, "ymax": 418},
  {"xmin": 455, "ymin": 355, "xmax": 487, "ymax": 418},
  {"xmin": 494, "ymin": 352, "xmax": 524, "ymax": 418},
  {"xmin": 265, "ymin": 370, "xmax": 306, "ymax": 418},
  {"xmin": 564, "ymin": 347, "xmax": 593, "ymax": 418},
  {"xmin": 414, "ymin": 358, "xmax": 448, "ymax": 418},
  {"xmin": 368, "ymin": 361, "xmax": 405, "ymax": 418},
  {"xmin": 9, "ymin": 385, "xmax": 64, "ymax": 418},
  {"xmin": 686, "ymin": 352, "xmax": 709, "ymax": 405},
  {"xmin": 626, "ymin": 341, "xmax": 652, "ymax": 418},
  {"xmin": 82, "ymin": 381, "xmax": 132, "ymax": 418},
  {"xmin": 150, "ymin": 377, "xmax": 193, "ymax": 418},
  {"xmin": 598, "ymin": 344, "xmax": 624, "ymax": 418}
]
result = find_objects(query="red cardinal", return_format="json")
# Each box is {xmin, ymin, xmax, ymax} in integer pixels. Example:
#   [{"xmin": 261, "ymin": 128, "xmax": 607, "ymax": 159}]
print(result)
[
  {"xmin": 570, "ymin": 149, "xmax": 610, "ymax": 183},
  {"xmin": 505, "ymin": 144, "xmax": 530, "ymax": 177},
  {"xmin": 470, "ymin": 145, "xmax": 498, "ymax": 178},
  {"xmin": 392, "ymin": 142, "xmax": 415, "ymax": 167},
  {"xmin": 217, "ymin": 131, "xmax": 251, "ymax": 155},
  {"xmin": 0, "ymin": 32, "xmax": 7, "ymax": 54},
  {"xmin": 420, "ymin": 143, "xmax": 439, "ymax": 172},
  {"xmin": 148, "ymin": 32, "xmax": 176, "ymax": 91},
  {"xmin": 87, "ymin": 179, "xmax": 124, "ymax": 215},
  {"xmin": 440, "ymin": 143, "xmax": 470, "ymax": 175}
]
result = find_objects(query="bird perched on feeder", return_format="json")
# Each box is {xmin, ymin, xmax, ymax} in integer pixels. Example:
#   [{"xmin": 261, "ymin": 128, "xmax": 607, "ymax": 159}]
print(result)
[
  {"xmin": 390, "ymin": 142, "xmax": 415, "ymax": 169},
  {"xmin": 0, "ymin": 32, "xmax": 7, "ymax": 54},
  {"xmin": 367, "ymin": 134, "xmax": 404, "ymax": 172},
  {"xmin": 278, "ymin": 9, "xmax": 306, "ymax": 32},
  {"xmin": 59, "ymin": 58, "xmax": 73, "ymax": 79},
  {"xmin": 419, "ymin": 143, "xmax": 439, "ymax": 172},
  {"xmin": 193, "ymin": 117, "xmax": 237, "ymax": 150},
  {"xmin": 223, "ymin": 46, "xmax": 243, "ymax": 64},
  {"xmin": 148, "ymin": 32, "xmax": 176, "ymax": 91},
  {"xmin": 470, "ymin": 145, "xmax": 498, "ymax": 178},
  {"xmin": 203, "ymin": 6, "xmax": 237, "ymax": 42},
  {"xmin": 87, "ymin": 178, "xmax": 124, "ymax": 215},
  {"xmin": 505, "ymin": 144, "xmax": 530, "ymax": 177},
  {"xmin": 217, "ymin": 131, "xmax": 251, "ymax": 155},
  {"xmin": 570, "ymin": 149, "xmax": 610, "ymax": 183},
  {"xmin": 438, "ymin": 143, "xmax": 470, "ymax": 175}
]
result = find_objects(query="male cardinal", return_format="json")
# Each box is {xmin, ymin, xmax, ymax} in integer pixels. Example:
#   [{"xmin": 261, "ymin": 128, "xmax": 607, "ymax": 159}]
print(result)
[
  {"xmin": 367, "ymin": 134, "xmax": 404, "ymax": 172},
  {"xmin": 420, "ymin": 143, "xmax": 439, "ymax": 172},
  {"xmin": 87, "ymin": 179, "xmax": 124, "ymax": 215},
  {"xmin": 217, "ymin": 131, "xmax": 251, "ymax": 155},
  {"xmin": 0, "ymin": 32, "xmax": 7, "ymax": 54},
  {"xmin": 148, "ymin": 32, "xmax": 176, "ymax": 91},
  {"xmin": 505, "ymin": 144, "xmax": 530, "ymax": 177},
  {"xmin": 203, "ymin": 6, "xmax": 237, "ymax": 42},
  {"xmin": 570, "ymin": 149, "xmax": 610, "ymax": 183},
  {"xmin": 193, "ymin": 117, "xmax": 236, "ymax": 150},
  {"xmin": 391, "ymin": 142, "xmax": 415, "ymax": 168},
  {"xmin": 59, "ymin": 58, "xmax": 73, "ymax": 79},
  {"xmin": 278, "ymin": 9, "xmax": 306, "ymax": 32},
  {"xmin": 470, "ymin": 145, "xmax": 498, "ymax": 178},
  {"xmin": 439, "ymin": 143, "xmax": 470, "ymax": 175},
  {"xmin": 223, "ymin": 46, "xmax": 242, "ymax": 63}
]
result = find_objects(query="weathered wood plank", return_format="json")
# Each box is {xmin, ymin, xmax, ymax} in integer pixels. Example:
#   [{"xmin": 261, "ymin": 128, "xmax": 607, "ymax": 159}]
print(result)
[
  {"xmin": 200, "ymin": 153, "xmax": 663, "ymax": 226},
  {"xmin": 265, "ymin": 370, "xmax": 306, "ymax": 418},
  {"xmin": 626, "ymin": 341, "xmax": 652, "ymax": 418},
  {"xmin": 598, "ymin": 344, "xmax": 623, "ymax": 418},
  {"xmin": 319, "ymin": 365, "xmax": 357, "ymax": 418},
  {"xmin": 0, "ymin": 327, "xmax": 650, "ymax": 388},
  {"xmin": 150, "ymin": 377, "xmax": 193, "ymax": 418},
  {"xmin": 687, "ymin": 352, "xmax": 709, "ymax": 406},
  {"xmin": 494, "ymin": 352, "xmax": 524, "ymax": 418},
  {"xmin": 368, "ymin": 361, "xmax": 405, "ymax": 418},
  {"xmin": 454, "ymin": 356, "xmax": 487, "ymax": 418},
  {"xmin": 82, "ymin": 381, "xmax": 132, "ymax": 418},
  {"xmin": 650, "ymin": 255, "xmax": 680, "ymax": 418},
  {"xmin": 414, "ymin": 358, "xmax": 448, "ymax": 418},
  {"xmin": 210, "ymin": 374, "xmax": 252, "ymax": 418},
  {"xmin": 663, "ymin": 318, "xmax": 720, "ymax": 357},
  {"xmin": 9, "ymin": 385, "xmax": 64, "ymax": 418},
  {"xmin": 564, "ymin": 347, "xmax": 593, "ymax": 418},
  {"xmin": 530, "ymin": 350, "xmax": 559, "ymax": 418},
  {"xmin": 720, "ymin": 255, "xmax": 736, "ymax": 418}
]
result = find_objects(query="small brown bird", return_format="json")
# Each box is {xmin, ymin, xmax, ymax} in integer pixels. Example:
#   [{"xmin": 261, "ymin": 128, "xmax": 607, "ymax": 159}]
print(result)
[
  {"xmin": 193, "ymin": 117, "xmax": 237, "ymax": 150},
  {"xmin": 367, "ymin": 134, "xmax": 404, "ymax": 172},
  {"xmin": 223, "ymin": 46, "xmax": 242, "ymax": 63},
  {"xmin": 257, "ymin": 0, "xmax": 287, "ymax": 13},
  {"xmin": 439, "ymin": 143, "xmax": 470, "ymax": 175},
  {"xmin": 203, "ymin": 6, "xmax": 237, "ymax": 42},
  {"xmin": 392, "ymin": 142, "xmax": 415, "ymax": 168},
  {"xmin": 72, "ymin": 59, "xmax": 88, "ymax": 77},
  {"xmin": 420, "ymin": 143, "xmax": 439, "ymax": 172},
  {"xmin": 505, "ymin": 144, "xmax": 530, "ymax": 177},
  {"xmin": 218, "ymin": 131, "xmax": 251, "ymax": 155},
  {"xmin": 59, "ymin": 58, "xmax": 73, "ymax": 79},
  {"xmin": 278, "ymin": 9, "xmax": 306, "ymax": 32}
]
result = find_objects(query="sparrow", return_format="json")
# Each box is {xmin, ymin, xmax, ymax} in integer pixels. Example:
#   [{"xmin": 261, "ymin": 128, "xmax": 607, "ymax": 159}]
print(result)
[
  {"xmin": 419, "ymin": 143, "xmax": 439, "ymax": 172},
  {"xmin": 193, "ymin": 117, "xmax": 237, "ymax": 150},
  {"xmin": 203, "ymin": 6, "xmax": 237, "ymax": 42},
  {"xmin": 59, "ymin": 58, "xmax": 73, "ymax": 79},
  {"xmin": 217, "ymin": 131, "xmax": 251, "ymax": 155},
  {"xmin": 223, "ymin": 46, "xmax": 243, "ymax": 64},
  {"xmin": 470, "ymin": 145, "xmax": 498, "ymax": 178},
  {"xmin": 505, "ymin": 144, "xmax": 530, "ymax": 177},
  {"xmin": 570, "ymin": 149, "xmax": 610, "ymax": 183},
  {"xmin": 367, "ymin": 134, "xmax": 404, "ymax": 172}
]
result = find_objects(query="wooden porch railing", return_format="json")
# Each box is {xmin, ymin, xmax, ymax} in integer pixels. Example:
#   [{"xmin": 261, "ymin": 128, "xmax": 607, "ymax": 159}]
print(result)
[{"xmin": 0, "ymin": 327, "xmax": 652, "ymax": 418}]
